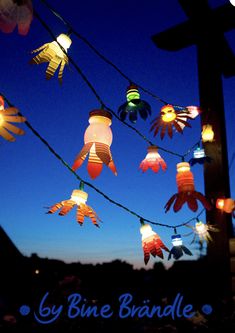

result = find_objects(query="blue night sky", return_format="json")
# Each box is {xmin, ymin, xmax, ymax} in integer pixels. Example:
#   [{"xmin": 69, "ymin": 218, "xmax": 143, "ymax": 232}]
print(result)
[{"xmin": 0, "ymin": 0, "xmax": 234, "ymax": 269}]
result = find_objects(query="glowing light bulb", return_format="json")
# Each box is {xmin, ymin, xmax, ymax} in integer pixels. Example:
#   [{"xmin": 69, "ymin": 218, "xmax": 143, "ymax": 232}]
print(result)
[
  {"xmin": 202, "ymin": 124, "xmax": 214, "ymax": 142},
  {"xmin": 229, "ymin": 0, "xmax": 235, "ymax": 6}
]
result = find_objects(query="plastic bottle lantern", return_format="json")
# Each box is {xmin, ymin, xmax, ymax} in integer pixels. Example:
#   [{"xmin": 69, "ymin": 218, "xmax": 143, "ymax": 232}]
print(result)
[
  {"xmin": 216, "ymin": 198, "xmax": 235, "ymax": 214},
  {"xmin": 0, "ymin": 95, "xmax": 26, "ymax": 142},
  {"xmin": 150, "ymin": 104, "xmax": 192, "ymax": 139},
  {"xmin": 168, "ymin": 234, "xmax": 192, "ymax": 260},
  {"xmin": 72, "ymin": 109, "xmax": 117, "ymax": 179},
  {"xmin": 165, "ymin": 162, "xmax": 211, "ymax": 212},
  {"xmin": 139, "ymin": 146, "xmax": 167, "ymax": 173},
  {"xmin": 0, "ymin": 0, "xmax": 33, "ymax": 35},
  {"xmin": 30, "ymin": 33, "xmax": 72, "ymax": 83},
  {"xmin": 140, "ymin": 223, "xmax": 169, "ymax": 265},
  {"xmin": 201, "ymin": 124, "xmax": 214, "ymax": 142},
  {"xmin": 118, "ymin": 84, "xmax": 151, "ymax": 123},
  {"xmin": 229, "ymin": 0, "xmax": 235, "ymax": 6},
  {"xmin": 47, "ymin": 188, "xmax": 100, "ymax": 227}
]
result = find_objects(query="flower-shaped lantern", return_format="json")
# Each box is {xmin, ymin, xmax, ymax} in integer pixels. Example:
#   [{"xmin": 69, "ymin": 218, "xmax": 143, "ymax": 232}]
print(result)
[
  {"xmin": 168, "ymin": 234, "xmax": 192, "ymax": 260},
  {"xmin": 139, "ymin": 146, "xmax": 167, "ymax": 173},
  {"xmin": 118, "ymin": 84, "xmax": 151, "ymax": 123},
  {"xmin": 30, "ymin": 33, "xmax": 72, "ymax": 83},
  {"xmin": 0, "ymin": 0, "xmax": 33, "ymax": 35},
  {"xmin": 47, "ymin": 186, "xmax": 100, "ymax": 227},
  {"xmin": 72, "ymin": 109, "xmax": 117, "ymax": 179},
  {"xmin": 150, "ymin": 104, "xmax": 193, "ymax": 139},
  {"xmin": 140, "ymin": 221, "xmax": 169, "ymax": 265},
  {"xmin": 0, "ymin": 95, "xmax": 26, "ymax": 141},
  {"xmin": 165, "ymin": 162, "xmax": 212, "ymax": 213}
]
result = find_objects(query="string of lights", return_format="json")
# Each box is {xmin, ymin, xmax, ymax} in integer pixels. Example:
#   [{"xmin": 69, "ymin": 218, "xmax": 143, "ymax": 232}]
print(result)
[
  {"xmin": 0, "ymin": 92, "xmax": 206, "ymax": 230},
  {"xmin": 33, "ymin": 9, "xmax": 203, "ymax": 163}
]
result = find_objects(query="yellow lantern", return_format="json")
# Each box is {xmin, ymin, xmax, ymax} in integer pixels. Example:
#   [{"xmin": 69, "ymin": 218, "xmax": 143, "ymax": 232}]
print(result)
[
  {"xmin": 216, "ymin": 198, "xmax": 235, "ymax": 214},
  {"xmin": 72, "ymin": 109, "xmax": 117, "ymax": 179},
  {"xmin": 201, "ymin": 124, "xmax": 214, "ymax": 142},
  {"xmin": 30, "ymin": 33, "xmax": 72, "ymax": 83},
  {"xmin": 0, "ymin": 96, "xmax": 26, "ymax": 142}
]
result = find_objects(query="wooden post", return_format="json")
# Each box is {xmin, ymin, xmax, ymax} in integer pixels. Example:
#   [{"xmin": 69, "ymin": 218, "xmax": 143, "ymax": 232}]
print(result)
[{"xmin": 152, "ymin": 0, "xmax": 234, "ymax": 300}]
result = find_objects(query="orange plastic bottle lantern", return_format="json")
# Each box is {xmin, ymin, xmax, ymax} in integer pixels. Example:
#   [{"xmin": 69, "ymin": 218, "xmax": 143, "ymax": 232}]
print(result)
[
  {"xmin": 139, "ymin": 146, "xmax": 167, "ymax": 173},
  {"xmin": 72, "ymin": 109, "xmax": 117, "ymax": 179},
  {"xmin": 165, "ymin": 162, "xmax": 211, "ymax": 213},
  {"xmin": 216, "ymin": 198, "xmax": 235, "ymax": 215},
  {"xmin": 201, "ymin": 124, "xmax": 214, "ymax": 142},
  {"xmin": 150, "ymin": 104, "xmax": 193, "ymax": 139},
  {"xmin": 140, "ymin": 221, "xmax": 169, "ymax": 265},
  {"xmin": 0, "ymin": 0, "xmax": 33, "ymax": 35},
  {"xmin": 0, "ymin": 95, "xmax": 26, "ymax": 142},
  {"xmin": 47, "ymin": 187, "xmax": 100, "ymax": 227},
  {"xmin": 30, "ymin": 33, "xmax": 72, "ymax": 83}
]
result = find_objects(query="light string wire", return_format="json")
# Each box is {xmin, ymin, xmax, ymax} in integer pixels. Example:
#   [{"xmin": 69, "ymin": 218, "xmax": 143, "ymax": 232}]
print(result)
[
  {"xmin": 33, "ymin": 10, "xmax": 185, "ymax": 159},
  {"xmin": 0, "ymin": 91, "xmax": 205, "ymax": 230},
  {"xmin": 34, "ymin": 3, "xmax": 201, "ymax": 159},
  {"xmin": 38, "ymin": 0, "xmax": 168, "ymax": 104}
]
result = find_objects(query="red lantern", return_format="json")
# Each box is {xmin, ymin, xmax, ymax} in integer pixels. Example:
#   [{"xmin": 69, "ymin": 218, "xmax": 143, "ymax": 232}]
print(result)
[
  {"xmin": 72, "ymin": 109, "xmax": 117, "ymax": 179},
  {"xmin": 47, "ymin": 188, "xmax": 100, "ymax": 227},
  {"xmin": 139, "ymin": 146, "xmax": 167, "ymax": 173},
  {"xmin": 165, "ymin": 162, "xmax": 211, "ymax": 212},
  {"xmin": 140, "ymin": 222, "xmax": 169, "ymax": 264},
  {"xmin": 0, "ymin": 0, "xmax": 33, "ymax": 35}
]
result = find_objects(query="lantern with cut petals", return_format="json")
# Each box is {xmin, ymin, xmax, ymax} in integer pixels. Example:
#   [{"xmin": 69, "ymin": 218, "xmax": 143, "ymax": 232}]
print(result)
[
  {"xmin": 140, "ymin": 221, "xmax": 169, "ymax": 264},
  {"xmin": 168, "ymin": 234, "xmax": 192, "ymax": 260},
  {"xmin": 189, "ymin": 221, "xmax": 219, "ymax": 244},
  {"xmin": 47, "ymin": 187, "xmax": 100, "ymax": 227},
  {"xmin": 118, "ymin": 84, "xmax": 151, "ymax": 123},
  {"xmin": 150, "ymin": 104, "xmax": 193, "ymax": 139},
  {"xmin": 201, "ymin": 124, "xmax": 214, "ymax": 142},
  {"xmin": 72, "ymin": 109, "xmax": 117, "ymax": 179},
  {"xmin": 165, "ymin": 162, "xmax": 211, "ymax": 212},
  {"xmin": 216, "ymin": 198, "xmax": 235, "ymax": 216},
  {"xmin": 0, "ymin": 0, "xmax": 33, "ymax": 35},
  {"xmin": 30, "ymin": 33, "xmax": 72, "ymax": 83},
  {"xmin": 139, "ymin": 146, "xmax": 167, "ymax": 173},
  {"xmin": 189, "ymin": 147, "xmax": 211, "ymax": 166},
  {"xmin": 0, "ymin": 95, "xmax": 26, "ymax": 141}
]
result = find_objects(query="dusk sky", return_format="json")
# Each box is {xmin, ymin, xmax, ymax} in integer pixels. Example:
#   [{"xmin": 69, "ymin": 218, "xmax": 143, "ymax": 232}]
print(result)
[{"xmin": 0, "ymin": 0, "xmax": 234, "ymax": 269}]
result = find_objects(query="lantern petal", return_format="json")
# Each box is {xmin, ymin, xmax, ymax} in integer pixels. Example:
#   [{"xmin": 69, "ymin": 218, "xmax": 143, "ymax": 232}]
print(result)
[
  {"xmin": 87, "ymin": 159, "xmax": 103, "ymax": 179},
  {"xmin": 167, "ymin": 124, "xmax": 173, "ymax": 138},
  {"xmin": 47, "ymin": 202, "xmax": 63, "ymax": 214},
  {"xmin": 160, "ymin": 123, "xmax": 167, "ymax": 140},
  {"xmin": 129, "ymin": 110, "xmax": 138, "ymax": 123},
  {"xmin": 187, "ymin": 196, "xmax": 198, "ymax": 212},
  {"xmin": 3, "ymin": 115, "xmax": 26, "ymax": 123},
  {"xmin": 95, "ymin": 143, "xmax": 117, "ymax": 175},
  {"xmin": 77, "ymin": 207, "xmax": 85, "ymax": 226},
  {"xmin": 194, "ymin": 191, "xmax": 212, "ymax": 210},
  {"xmin": 0, "ymin": 127, "xmax": 15, "ymax": 141},
  {"xmin": 143, "ymin": 243, "xmax": 150, "ymax": 265},
  {"xmin": 176, "ymin": 118, "xmax": 191, "ymax": 128},
  {"xmin": 0, "ymin": 107, "xmax": 18, "ymax": 115},
  {"xmin": 58, "ymin": 200, "xmax": 75, "ymax": 216},
  {"xmin": 181, "ymin": 245, "xmax": 193, "ymax": 256},
  {"xmin": 46, "ymin": 58, "xmax": 61, "ymax": 81},
  {"xmin": 3, "ymin": 122, "xmax": 25, "ymax": 135},
  {"xmin": 173, "ymin": 194, "xmax": 185, "ymax": 212},
  {"xmin": 58, "ymin": 60, "xmax": 66, "ymax": 84},
  {"xmin": 164, "ymin": 194, "xmax": 177, "ymax": 212},
  {"xmin": 72, "ymin": 142, "xmax": 93, "ymax": 171},
  {"xmin": 173, "ymin": 120, "xmax": 183, "ymax": 134},
  {"xmin": 85, "ymin": 204, "xmax": 100, "ymax": 227},
  {"xmin": 159, "ymin": 158, "xmax": 167, "ymax": 171}
]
